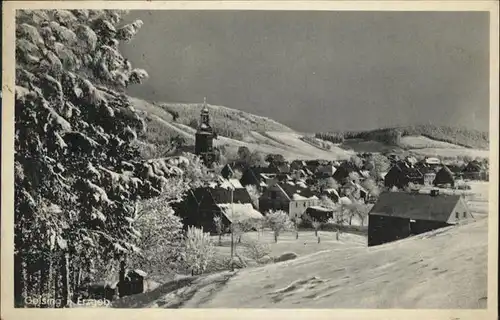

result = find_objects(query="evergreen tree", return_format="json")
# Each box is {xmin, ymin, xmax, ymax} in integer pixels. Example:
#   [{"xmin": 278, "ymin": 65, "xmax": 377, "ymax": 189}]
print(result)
[{"xmin": 14, "ymin": 9, "xmax": 181, "ymax": 307}]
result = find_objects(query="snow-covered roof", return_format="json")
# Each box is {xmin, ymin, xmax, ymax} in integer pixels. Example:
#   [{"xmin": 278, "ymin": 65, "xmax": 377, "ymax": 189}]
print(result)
[
  {"xmin": 260, "ymin": 173, "xmax": 275, "ymax": 180},
  {"xmin": 229, "ymin": 179, "xmax": 243, "ymax": 189},
  {"xmin": 292, "ymin": 193, "xmax": 308, "ymax": 200},
  {"xmin": 292, "ymin": 193, "xmax": 318, "ymax": 200},
  {"xmin": 217, "ymin": 203, "xmax": 263, "ymax": 223},
  {"xmin": 339, "ymin": 196, "xmax": 352, "ymax": 206},
  {"xmin": 296, "ymin": 182, "xmax": 308, "ymax": 188},
  {"xmin": 406, "ymin": 156, "xmax": 418, "ymax": 165},
  {"xmin": 425, "ymin": 157, "xmax": 441, "ymax": 165},
  {"xmin": 208, "ymin": 182, "xmax": 218, "ymax": 188}
]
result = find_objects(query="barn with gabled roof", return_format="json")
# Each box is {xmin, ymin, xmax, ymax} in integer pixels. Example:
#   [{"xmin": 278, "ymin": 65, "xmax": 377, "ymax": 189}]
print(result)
[{"xmin": 368, "ymin": 191, "xmax": 473, "ymax": 246}]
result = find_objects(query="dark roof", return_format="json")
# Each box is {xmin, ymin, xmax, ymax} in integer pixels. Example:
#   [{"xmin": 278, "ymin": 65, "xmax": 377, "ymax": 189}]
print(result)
[
  {"xmin": 464, "ymin": 161, "xmax": 483, "ymax": 172},
  {"xmin": 437, "ymin": 165, "xmax": 454, "ymax": 176},
  {"xmin": 447, "ymin": 165, "xmax": 464, "ymax": 173},
  {"xmin": 248, "ymin": 166, "xmax": 278, "ymax": 175},
  {"xmin": 392, "ymin": 161, "xmax": 423, "ymax": 178},
  {"xmin": 189, "ymin": 187, "xmax": 253, "ymax": 206},
  {"xmin": 419, "ymin": 167, "xmax": 436, "ymax": 175},
  {"xmin": 434, "ymin": 166, "xmax": 455, "ymax": 185},
  {"xmin": 369, "ymin": 192, "xmax": 464, "ymax": 222},
  {"xmin": 221, "ymin": 164, "xmax": 234, "ymax": 178},
  {"xmin": 278, "ymin": 182, "xmax": 316, "ymax": 199}
]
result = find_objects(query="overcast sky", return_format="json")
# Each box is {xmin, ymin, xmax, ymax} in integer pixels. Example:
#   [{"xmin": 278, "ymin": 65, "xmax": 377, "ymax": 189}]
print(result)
[{"xmin": 121, "ymin": 11, "xmax": 489, "ymax": 132}]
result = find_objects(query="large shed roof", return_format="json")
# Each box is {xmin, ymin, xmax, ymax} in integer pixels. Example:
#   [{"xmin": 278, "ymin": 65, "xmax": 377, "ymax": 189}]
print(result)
[{"xmin": 369, "ymin": 192, "xmax": 466, "ymax": 222}]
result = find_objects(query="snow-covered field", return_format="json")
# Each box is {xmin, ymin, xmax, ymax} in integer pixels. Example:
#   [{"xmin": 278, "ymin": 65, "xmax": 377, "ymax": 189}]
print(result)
[
  {"xmin": 213, "ymin": 230, "xmax": 367, "ymax": 259},
  {"xmin": 113, "ymin": 215, "xmax": 488, "ymax": 309},
  {"xmin": 196, "ymin": 219, "xmax": 488, "ymax": 309},
  {"xmin": 399, "ymin": 135, "xmax": 464, "ymax": 149}
]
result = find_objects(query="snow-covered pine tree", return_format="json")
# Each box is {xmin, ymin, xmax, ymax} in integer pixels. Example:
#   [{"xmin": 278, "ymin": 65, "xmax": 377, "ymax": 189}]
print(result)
[{"xmin": 14, "ymin": 9, "xmax": 181, "ymax": 307}]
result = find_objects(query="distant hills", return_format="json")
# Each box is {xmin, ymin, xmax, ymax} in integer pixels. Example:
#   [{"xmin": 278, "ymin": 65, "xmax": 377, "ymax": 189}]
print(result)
[
  {"xmin": 316, "ymin": 125, "xmax": 489, "ymax": 150},
  {"xmin": 129, "ymin": 96, "xmax": 489, "ymax": 161}
]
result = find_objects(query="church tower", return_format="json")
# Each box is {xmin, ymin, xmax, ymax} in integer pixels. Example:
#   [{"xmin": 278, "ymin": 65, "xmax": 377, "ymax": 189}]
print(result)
[{"xmin": 195, "ymin": 97, "xmax": 216, "ymax": 166}]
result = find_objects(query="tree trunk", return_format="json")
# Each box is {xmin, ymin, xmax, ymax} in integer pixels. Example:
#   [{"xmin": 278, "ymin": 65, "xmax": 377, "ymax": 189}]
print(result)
[
  {"xmin": 14, "ymin": 252, "xmax": 28, "ymax": 308},
  {"xmin": 71, "ymin": 264, "xmax": 82, "ymax": 301},
  {"xmin": 54, "ymin": 257, "xmax": 62, "ymax": 305},
  {"xmin": 318, "ymin": 236, "xmax": 321, "ymax": 244},
  {"xmin": 296, "ymin": 231, "xmax": 299, "ymax": 240},
  {"xmin": 349, "ymin": 215, "xmax": 353, "ymax": 225},
  {"xmin": 336, "ymin": 230, "xmax": 340, "ymax": 240},
  {"xmin": 274, "ymin": 233, "xmax": 278, "ymax": 243},
  {"xmin": 218, "ymin": 234, "xmax": 222, "ymax": 246},
  {"xmin": 238, "ymin": 236, "xmax": 241, "ymax": 243},
  {"xmin": 61, "ymin": 253, "xmax": 71, "ymax": 308},
  {"xmin": 314, "ymin": 229, "xmax": 318, "ymax": 237},
  {"xmin": 39, "ymin": 255, "xmax": 50, "ymax": 308},
  {"xmin": 47, "ymin": 254, "xmax": 54, "ymax": 302},
  {"xmin": 119, "ymin": 258, "xmax": 126, "ymax": 298}
]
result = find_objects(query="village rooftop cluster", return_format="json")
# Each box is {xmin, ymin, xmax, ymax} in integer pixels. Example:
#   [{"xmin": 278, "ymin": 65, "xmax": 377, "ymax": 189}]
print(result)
[{"xmin": 174, "ymin": 104, "xmax": 489, "ymax": 247}]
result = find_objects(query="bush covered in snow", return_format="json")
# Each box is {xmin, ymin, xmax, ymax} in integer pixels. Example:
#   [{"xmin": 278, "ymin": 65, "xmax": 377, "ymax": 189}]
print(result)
[{"xmin": 181, "ymin": 226, "xmax": 215, "ymax": 276}]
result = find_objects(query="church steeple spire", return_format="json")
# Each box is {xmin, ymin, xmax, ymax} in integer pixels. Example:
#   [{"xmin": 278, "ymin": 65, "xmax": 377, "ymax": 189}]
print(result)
[
  {"xmin": 199, "ymin": 97, "xmax": 211, "ymax": 130},
  {"xmin": 195, "ymin": 97, "xmax": 216, "ymax": 166}
]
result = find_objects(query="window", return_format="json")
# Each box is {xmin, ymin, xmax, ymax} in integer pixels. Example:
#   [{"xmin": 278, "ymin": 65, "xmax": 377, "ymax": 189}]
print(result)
[
  {"xmin": 463, "ymin": 212, "xmax": 467, "ymax": 218},
  {"xmin": 295, "ymin": 202, "xmax": 298, "ymax": 208},
  {"xmin": 455, "ymin": 212, "xmax": 459, "ymax": 219},
  {"xmin": 303, "ymin": 202, "xmax": 306, "ymax": 207}
]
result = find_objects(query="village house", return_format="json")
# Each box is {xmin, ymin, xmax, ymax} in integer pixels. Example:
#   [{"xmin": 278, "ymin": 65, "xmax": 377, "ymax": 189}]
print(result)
[
  {"xmin": 418, "ymin": 166, "xmax": 437, "ymax": 186},
  {"xmin": 384, "ymin": 161, "xmax": 424, "ymax": 189},
  {"xmin": 304, "ymin": 160, "xmax": 322, "ymax": 174},
  {"xmin": 291, "ymin": 169, "xmax": 309, "ymax": 180},
  {"xmin": 446, "ymin": 164, "xmax": 465, "ymax": 178},
  {"xmin": 424, "ymin": 157, "xmax": 441, "ymax": 168},
  {"xmin": 270, "ymin": 162, "xmax": 291, "ymax": 174},
  {"xmin": 462, "ymin": 160, "xmax": 487, "ymax": 181},
  {"xmin": 315, "ymin": 164, "xmax": 337, "ymax": 178},
  {"xmin": 367, "ymin": 190, "xmax": 473, "ymax": 246},
  {"xmin": 433, "ymin": 165, "xmax": 455, "ymax": 188},
  {"xmin": 258, "ymin": 182, "xmax": 320, "ymax": 220},
  {"xmin": 322, "ymin": 188, "xmax": 340, "ymax": 203},
  {"xmin": 304, "ymin": 206, "xmax": 334, "ymax": 223},
  {"xmin": 339, "ymin": 180, "xmax": 368, "ymax": 202},
  {"xmin": 332, "ymin": 161, "xmax": 361, "ymax": 184},
  {"xmin": 239, "ymin": 166, "xmax": 278, "ymax": 190},
  {"xmin": 173, "ymin": 186, "xmax": 262, "ymax": 234},
  {"xmin": 290, "ymin": 160, "xmax": 307, "ymax": 171}
]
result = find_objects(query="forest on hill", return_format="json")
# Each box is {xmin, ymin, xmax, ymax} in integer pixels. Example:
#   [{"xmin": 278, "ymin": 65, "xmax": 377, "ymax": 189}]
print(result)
[{"xmin": 315, "ymin": 124, "xmax": 489, "ymax": 150}]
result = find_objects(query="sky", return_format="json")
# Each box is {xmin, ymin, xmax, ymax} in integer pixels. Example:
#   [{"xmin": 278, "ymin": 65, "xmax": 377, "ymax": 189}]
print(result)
[{"xmin": 120, "ymin": 11, "xmax": 490, "ymax": 133}]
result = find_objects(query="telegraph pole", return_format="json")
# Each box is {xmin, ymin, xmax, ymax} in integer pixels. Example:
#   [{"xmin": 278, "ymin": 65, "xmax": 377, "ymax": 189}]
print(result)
[{"xmin": 230, "ymin": 186, "xmax": 234, "ymax": 259}]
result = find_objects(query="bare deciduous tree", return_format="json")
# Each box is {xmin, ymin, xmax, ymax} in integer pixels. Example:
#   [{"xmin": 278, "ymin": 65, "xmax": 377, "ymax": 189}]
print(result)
[
  {"xmin": 264, "ymin": 210, "xmax": 294, "ymax": 243},
  {"xmin": 213, "ymin": 215, "xmax": 224, "ymax": 246}
]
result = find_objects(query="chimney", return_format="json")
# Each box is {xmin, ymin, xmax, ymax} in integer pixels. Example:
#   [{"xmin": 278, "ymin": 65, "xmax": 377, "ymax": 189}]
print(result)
[{"xmin": 430, "ymin": 189, "xmax": 440, "ymax": 196}]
